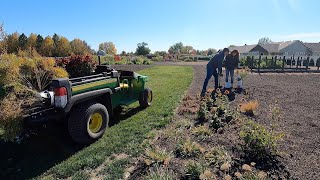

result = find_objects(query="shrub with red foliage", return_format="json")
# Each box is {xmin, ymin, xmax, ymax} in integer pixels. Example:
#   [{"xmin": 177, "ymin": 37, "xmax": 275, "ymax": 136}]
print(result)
[
  {"xmin": 114, "ymin": 55, "xmax": 121, "ymax": 61},
  {"xmin": 56, "ymin": 55, "xmax": 96, "ymax": 78}
]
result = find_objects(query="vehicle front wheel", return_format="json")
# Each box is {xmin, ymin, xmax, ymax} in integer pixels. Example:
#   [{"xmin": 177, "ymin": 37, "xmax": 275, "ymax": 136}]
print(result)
[
  {"xmin": 68, "ymin": 102, "xmax": 109, "ymax": 144},
  {"xmin": 139, "ymin": 88, "xmax": 153, "ymax": 108}
]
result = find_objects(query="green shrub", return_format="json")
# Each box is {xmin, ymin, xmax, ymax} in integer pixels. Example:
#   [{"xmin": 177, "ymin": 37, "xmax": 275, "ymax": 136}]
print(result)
[
  {"xmin": 197, "ymin": 101, "xmax": 209, "ymax": 123},
  {"xmin": 192, "ymin": 125, "xmax": 212, "ymax": 139},
  {"xmin": 93, "ymin": 55, "xmax": 114, "ymax": 65},
  {"xmin": 151, "ymin": 56, "xmax": 163, "ymax": 61},
  {"xmin": 175, "ymin": 138, "xmax": 205, "ymax": 158},
  {"xmin": 144, "ymin": 146, "xmax": 173, "ymax": 165},
  {"xmin": 185, "ymin": 161, "xmax": 207, "ymax": 180},
  {"xmin": 145, "ymin": 164, "xmax": 176, "ymax": 180},
  {"xmin": 132, "ymin": 56, "xmax": 144, "ymax": 65},
  {"xmin": 239, "ymin": 120, "xmax": 284, "ymax": 159},
  {"xmin": 57, "ymin": 55, "xmax": 96, "ymax": 78},
  {"xmin": 143, "ymin": 59, "xmax": 152, "ymax": 65},
  {"xmin": 204, "ymin": 146, "xmax": 231, "ymax": 168}
]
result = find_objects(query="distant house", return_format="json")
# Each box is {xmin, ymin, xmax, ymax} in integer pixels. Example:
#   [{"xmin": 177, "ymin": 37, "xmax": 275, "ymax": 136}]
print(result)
[
  {"xmin": 280, "ymin": 40, "xmax": 312, "ymax": 57},
  {"xmin": 229, "ymin": 44, "xmax": 257, "ymax": 56},
  {"xmin": 304, "ymin": 43, "xmax": 320, "ymax": 56},
  {"xmin": 229, "ymin": 40, "xmax": 320, "ymax": 57}
]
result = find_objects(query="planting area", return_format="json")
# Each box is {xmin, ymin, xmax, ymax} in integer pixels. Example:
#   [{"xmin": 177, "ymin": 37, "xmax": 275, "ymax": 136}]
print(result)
[
  {"xmin": 108, "ymin": 64, "xmax": 319, "ymax": 179},
  {"xmin": 1, "ymin": 61, "xmax": 319, "ymax": 179}
]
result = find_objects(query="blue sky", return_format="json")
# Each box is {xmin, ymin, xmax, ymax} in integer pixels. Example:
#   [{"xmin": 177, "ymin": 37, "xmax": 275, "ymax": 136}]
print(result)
[{"xmin": 1, "ymin": 0, "xmax": 319, "ymax": 52}]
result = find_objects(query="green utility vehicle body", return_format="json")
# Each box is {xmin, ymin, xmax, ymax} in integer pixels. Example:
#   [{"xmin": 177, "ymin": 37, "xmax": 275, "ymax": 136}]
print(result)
[{"xmin": 25, "ymin": 65, "xmax": 153, "ymax": 144}]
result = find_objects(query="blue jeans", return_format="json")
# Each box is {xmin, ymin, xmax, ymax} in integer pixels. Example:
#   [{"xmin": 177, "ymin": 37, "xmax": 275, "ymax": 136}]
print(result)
[
  {"xmin": 225, "ymin": 69, "xmax": 235, "ymax": 84},
  {"xmin": 202, "ymin": 65, "xmax": 218, "ymax": 94}
]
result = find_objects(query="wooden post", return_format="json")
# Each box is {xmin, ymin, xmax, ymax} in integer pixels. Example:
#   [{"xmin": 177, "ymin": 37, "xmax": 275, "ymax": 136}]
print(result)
[
  {"xmin": 290, "ymin": 57, "xmax": 293, "ymax": 67},
  {"xmin": 306, "ymin": 56, "xmax": 310, "ymax": 70},
  {"xmin": 251, "ymin": 56, "xmax": 254, "ymax": 70},
  {"xmin": 296, "ymin": 57, "xmax": 299, "ymax": 69},
  {"xmin": 265, "ymin": 56, "xmax": 268, "ymax": 68},
  {"xmin": 98, "ymin": 56, "xmax": 101, "ymax": 65},
  {"xmin": 282, "ymin": 56, "xmax": 285, "ymax": 72},
  {"xmin": 258, "ymin": 55, "xmax": 261, "ymax": 73},
  {"xmin": 271, "ymin": 56, "xmax": 274, "ymax": 70},
  {"xmin": 274, "ymin": 56, "xmax": 277, "ymax": 69}
]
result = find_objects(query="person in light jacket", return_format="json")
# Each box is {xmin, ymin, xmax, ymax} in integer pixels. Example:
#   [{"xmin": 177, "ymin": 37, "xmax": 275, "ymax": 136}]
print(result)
[
  {"xmin": 225, "ymin": 50, "xmax": 239, "ymax": 87},
  {"xmin": 201, "ymin": 48, "xmax": 230, "ymax": 96}
]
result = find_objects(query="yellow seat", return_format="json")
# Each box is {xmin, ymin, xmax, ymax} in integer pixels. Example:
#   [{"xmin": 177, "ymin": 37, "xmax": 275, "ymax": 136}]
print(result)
[{"xmin": 120, "ymin": 83, "xmax": 129, "ymax": 89}]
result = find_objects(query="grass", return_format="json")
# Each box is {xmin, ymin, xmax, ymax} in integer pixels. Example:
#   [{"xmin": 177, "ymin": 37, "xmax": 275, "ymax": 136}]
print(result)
[{"xmin": 39, "ymin": 66, "xmax": 193, "ymax": 179}]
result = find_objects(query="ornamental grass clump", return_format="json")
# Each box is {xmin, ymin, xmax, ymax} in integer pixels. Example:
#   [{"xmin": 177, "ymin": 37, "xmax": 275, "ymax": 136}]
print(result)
[
  {"xmin": 239, "ymin": 100, "xmax": 259, "ymax": 116},
  {"xmin": 0, "ymin": 54, "xmax": 68, "ymax": 141}
]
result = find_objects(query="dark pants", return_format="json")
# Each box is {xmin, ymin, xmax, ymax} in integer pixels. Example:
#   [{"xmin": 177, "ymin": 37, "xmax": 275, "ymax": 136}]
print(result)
[
  {"xmin": 202, "ymin": 65, "xmax": 218, "ymax": 94},
  {"xmin": 225, "ymin": 68, "xmax": 235, "ymax": 84}
]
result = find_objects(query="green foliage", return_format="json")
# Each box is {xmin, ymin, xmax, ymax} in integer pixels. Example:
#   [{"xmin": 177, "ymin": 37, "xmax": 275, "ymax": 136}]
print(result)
[
  {"xmin": 175, "ymin": 138, "xmax": 204, "ymax": 158},
  {"xmin": 143, "ymin": 59, "xmax": 152, "ymax": 65},
  {"xmin": 6, "ymin": 32, "xmax": 19, "ymax": 54},
  {"xmin": 71, "ymin": 171, "xmax": 90, "ymax": 180},
  {"xmin": 197, "ymin": 100, "xmax": 209, "ymax": 123},
  {"xmin": 36, "ymin": 35, "xmax": 44, "ymax": 51},
  {"xmin": 18, "ymin": 33, "xmax": 28, "ymax": 50},
  {"xmin": 204, "ymin": 146, "xmax": 232, "ymax": 168},
  {"xmin": 135, "ymin": 42, "xmax": 151, "ymax": 55},
  {"xmin": 99, "ymin": 158, "xmax": 130, "ymax": 180},
  {"xmin": 151, "ymin": 56, "xmax": 163, "ymax": 61},
  {"xmin": 56, "ymin": 55, "xmax": 96, "ymax": 78},
  {"xmin": 98, "ymin": 42, "xmax": 117, "ymax": 55},
  {"xmin": 191, "ymin": 125, "xmax": 212, "ymax": 139},
  {"xmin": 144, "ymin": 146, "xmax": 173, "ymax": 165},
  {"xmin": 145, "ymin": 164, "xmax": 176, "ymax": 180},
  {"xmin": 185, "ymin": 160, "xmax": 207, "ymax": 180},
  {"xmin": 240, "ymin": 120, "xmax": 284, "ymax": 159}
]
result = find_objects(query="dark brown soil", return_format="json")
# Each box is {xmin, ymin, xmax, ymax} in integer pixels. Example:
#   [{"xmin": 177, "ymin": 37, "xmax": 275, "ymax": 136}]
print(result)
[
  {"xmin": 116, "ymin": 63, "xmax": 320, "ymax": 179},
  {"xmin": 187, "ymin": 65, "xmax": 320, "ymax": 179}
]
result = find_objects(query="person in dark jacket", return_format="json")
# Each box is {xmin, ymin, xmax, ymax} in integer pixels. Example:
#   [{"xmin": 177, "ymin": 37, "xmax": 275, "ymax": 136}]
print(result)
[
  {"xmin": 201, "ymin": 48, "xmax": 230, "ymax": 95},
  {"xmin": 225, "ymin": 50, "xmax": 239, "ymax": 86}
]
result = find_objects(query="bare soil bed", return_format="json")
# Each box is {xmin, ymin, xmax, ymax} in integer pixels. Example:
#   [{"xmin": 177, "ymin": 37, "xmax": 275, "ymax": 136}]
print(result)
[
  {"xmin": 106, "ymin": 63, "xmax": 319, "ymax": 179},
  {"xmin": 189, "ymin": 64, "xmax": 320, "ymax": 179}
]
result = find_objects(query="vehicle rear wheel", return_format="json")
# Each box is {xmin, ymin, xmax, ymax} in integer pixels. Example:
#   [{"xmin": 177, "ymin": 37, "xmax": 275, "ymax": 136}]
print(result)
[
  {"xmin": 139, "ymin": 88, "xmax": 153, "ymax": 108},
  {"xmin": 68, "ymin": 102, "xmax": 109, "ymax": 144}
]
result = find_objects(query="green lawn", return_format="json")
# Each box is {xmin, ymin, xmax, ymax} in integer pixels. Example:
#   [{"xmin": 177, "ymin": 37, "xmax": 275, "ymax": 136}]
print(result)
[{"xmin": 39, "ymin": 66, "xmax": 193, "ymax": 179}]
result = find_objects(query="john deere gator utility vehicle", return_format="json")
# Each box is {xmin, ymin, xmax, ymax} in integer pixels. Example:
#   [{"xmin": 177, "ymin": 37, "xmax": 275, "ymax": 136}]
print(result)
[{"xmin": 25, "ymin": 65, "xmax": 153, "ymax": 144}]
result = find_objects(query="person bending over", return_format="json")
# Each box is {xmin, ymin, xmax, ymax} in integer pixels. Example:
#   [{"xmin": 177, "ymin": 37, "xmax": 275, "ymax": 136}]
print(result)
[{"xmin": 201, "ymin": 48, "xmax": 229, "ymax": 96}]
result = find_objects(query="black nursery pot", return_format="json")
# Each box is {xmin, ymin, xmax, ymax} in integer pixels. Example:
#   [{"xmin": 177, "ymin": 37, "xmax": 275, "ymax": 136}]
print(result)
[{"xmin": 227, "ymin": 92, "xmax": 236, "ymax": 101}]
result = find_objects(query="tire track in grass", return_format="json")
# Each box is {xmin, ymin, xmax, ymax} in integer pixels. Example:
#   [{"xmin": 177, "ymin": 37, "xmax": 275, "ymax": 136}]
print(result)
[{"xmin": 40, "ymin": 66, "xmax": 193, "ymax": 179}]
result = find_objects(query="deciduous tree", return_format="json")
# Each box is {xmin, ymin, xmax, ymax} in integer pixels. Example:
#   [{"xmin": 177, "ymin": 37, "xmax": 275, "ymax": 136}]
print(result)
[
  {"xmin": 207, "ymin": 48, "xmax": 217, "ymax": 56},
  {"xmin": 135, "ymin": 42, "xmax": 151, "ymax": 56},
  {"xmin": 40, "ymin": 36, "xmax": 54, "ymax": 56},
  {"xmin": 6, "ymin": 32, "xmax": 19, "ymax": 54},
  {"xmin": 98, "ymin": 42, "xmax": 117, "ymax": 55},
  {"xmin": 70, "ymin": 38, "xmax": 90, "ymax": 55},
  {"xmin": 27, "ymin": 33, "xmax": 37, "ymax": 50},
  {"xmin": 56, "ymin": 36, "xmax": 72, "ymax": 57},
  {"xmin": 258, "ymin": 37, "xmax": 272, "ymax": 45}
]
